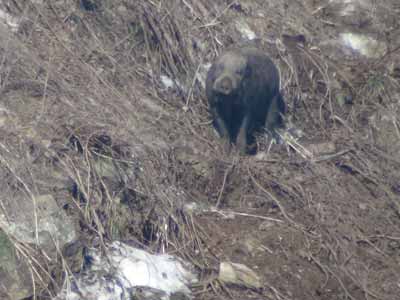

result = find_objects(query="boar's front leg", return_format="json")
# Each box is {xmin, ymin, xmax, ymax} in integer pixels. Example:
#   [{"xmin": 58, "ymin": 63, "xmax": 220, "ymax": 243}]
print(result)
[
  {"xmin": 236, "ymin": 113, "xmax": 250, "ymax": 155},
  {"xmin": 265, "ymin": 93, "xmax": 285, "ymax": 142},
  {"xmin": 211, "ymin": 105, "xmax": 232, "ymax": 153}
]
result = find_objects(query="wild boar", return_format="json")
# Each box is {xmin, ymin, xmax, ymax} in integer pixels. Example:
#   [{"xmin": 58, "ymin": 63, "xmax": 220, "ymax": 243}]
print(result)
[{"xmin": 206, "ymin": 47, "xmax": 285, "ymax": 154}]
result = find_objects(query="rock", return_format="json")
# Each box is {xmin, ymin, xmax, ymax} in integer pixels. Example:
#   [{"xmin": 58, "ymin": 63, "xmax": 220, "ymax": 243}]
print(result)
[
  {"xmin": 0, "ymin": 195, "xmax": 77, "ymax": 300},
  {"xmin": 0, "ymin": 230, "xmax": 34, "ymax": 300},
  {"xmin": 324, "ymin": 0, "xmax": 373, "ymax": 26},
  {"xmin": 259, "ymin": 220, "xmax": 275, "ymax": 231},
  {"xmin": 0, "ymin": 194, "xmax": 76, "ymax": 256},
  {"xmin": 359, "ymin": 203, "xmax": 368, "ymax": 210},
  {"xmin": 231, "ymin": 237, "xmax": 266, "ymax": 259},
  {"xmin": 93, "ymin": 158, "xmax": 119, "ymax": 179},
  {"xmin": 218, "ymin": 261, "xmax": 262, "ymax": 289},
  {"xmin": 242, "ymin": 237, "xmax": 265, "ymax": 256},
  {"xmin": 370, "ymin": 107, "xmax": 400, "ymax": 161},
  {"xmin": 62, "ymin": 240, "xmax": 85, "ymax": 274},
  {"xmin": 183, "ymin": 201, "xmax": 209, "ymax": 215},
  {"xmin": 80, "ymin": 0, "xmax": 99, "ymax": 11},
  {"xmin": 307, "ymin": 141, "xmax": 336, "ymax": 156}
]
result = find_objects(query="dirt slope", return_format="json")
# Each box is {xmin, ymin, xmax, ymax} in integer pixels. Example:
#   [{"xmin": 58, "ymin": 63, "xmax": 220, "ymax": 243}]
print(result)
[{"xmin": 0, "ymin": 0, "xmax": 400, "ymax": 299}]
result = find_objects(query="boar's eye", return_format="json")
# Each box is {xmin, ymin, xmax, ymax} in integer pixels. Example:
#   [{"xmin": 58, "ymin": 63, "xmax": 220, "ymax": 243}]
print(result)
[
  {"xmin": 236, "ymin": 65, "xmax": 251, "ymax": 77},
  {"xmin": 236, "ymin": 68, "xmax": 245, "ymax": 76}
]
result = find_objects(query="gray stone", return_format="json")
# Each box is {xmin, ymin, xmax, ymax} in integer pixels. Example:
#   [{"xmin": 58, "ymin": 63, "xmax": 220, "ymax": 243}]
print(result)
[
  {"xmin": 0, "ymin": 194, "xmax": 76, "ymax": 256},
  {"xmin": 0, "ymin": 230, "xmax": 33, "ymax": 300},
  {"xmin": 0, "ymin": 194, "xmax": 77, "ymax": 298}
]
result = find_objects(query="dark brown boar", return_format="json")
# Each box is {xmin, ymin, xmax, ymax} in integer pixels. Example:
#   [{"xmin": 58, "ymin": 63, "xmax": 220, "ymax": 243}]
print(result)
[{"xmin": 206, "ymin": 47, "xmax": 285, "ymax": 154}]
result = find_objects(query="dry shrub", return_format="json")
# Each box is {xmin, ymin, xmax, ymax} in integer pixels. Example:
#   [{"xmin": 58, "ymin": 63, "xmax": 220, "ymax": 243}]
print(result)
[{"xmin": 1, "ymin": 0, "xmax": 400, "ymax": 299}]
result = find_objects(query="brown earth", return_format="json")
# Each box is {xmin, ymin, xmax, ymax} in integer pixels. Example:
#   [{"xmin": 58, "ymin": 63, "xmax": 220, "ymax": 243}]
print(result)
[{"xmin": 1, "ymin": 0, "xmax": 400, "ymax": 300}]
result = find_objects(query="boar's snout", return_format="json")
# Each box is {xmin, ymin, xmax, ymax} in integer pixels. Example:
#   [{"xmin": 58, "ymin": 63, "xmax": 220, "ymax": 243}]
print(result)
[{"xmin": 213, "ymin": 75, "xmax": 238, "ymax": 95}]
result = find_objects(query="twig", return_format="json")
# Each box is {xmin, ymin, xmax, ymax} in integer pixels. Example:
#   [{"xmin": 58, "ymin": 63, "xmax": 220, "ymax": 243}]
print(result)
[
  {"xmin": 185, "ymin": 55, "xmax": 204, "ymax": 109},
  {"xmin": 247, "ymin": 165, "xmax": 301, "ymax": 229},
  {"xmin": 215, "ymin": 160, "xmax": 235, "ymax": 208},
  {"xmin": 312, "ymin": 148, "xmax": 352, "ymax": 163},
  {"xmin": 210, "ymin": 208, "xmax": 284, "ymax": 223}
]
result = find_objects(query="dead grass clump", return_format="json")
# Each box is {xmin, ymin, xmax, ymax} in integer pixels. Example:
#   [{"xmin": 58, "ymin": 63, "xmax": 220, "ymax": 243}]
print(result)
[{"xmin": 1, "ymin": 0, "xmax": 400, "ymax": 299}]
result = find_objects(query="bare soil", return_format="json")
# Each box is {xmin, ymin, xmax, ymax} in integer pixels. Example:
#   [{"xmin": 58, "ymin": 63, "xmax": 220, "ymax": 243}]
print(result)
[{"xmin": 1, "ymin": 1, "xmax": 400, "ymax": 300}]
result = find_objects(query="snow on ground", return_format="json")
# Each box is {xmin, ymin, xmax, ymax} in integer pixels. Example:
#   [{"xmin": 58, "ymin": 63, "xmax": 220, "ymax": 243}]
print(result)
[{"xmin": 55, "ymin": 241, "xmax": 197, "ymax": 300}]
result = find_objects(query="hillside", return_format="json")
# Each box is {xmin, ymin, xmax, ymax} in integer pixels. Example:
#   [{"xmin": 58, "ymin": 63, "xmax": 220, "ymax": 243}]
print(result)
[{"xmin": 0, "ymin": 1, "xmax": 399, "ymax": 299}]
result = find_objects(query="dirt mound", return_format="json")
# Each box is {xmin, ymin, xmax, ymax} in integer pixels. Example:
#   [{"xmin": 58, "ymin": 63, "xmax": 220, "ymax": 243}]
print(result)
[{"xmin": 0, "ymin": 0, "xmax": 400, "ymax": 299}]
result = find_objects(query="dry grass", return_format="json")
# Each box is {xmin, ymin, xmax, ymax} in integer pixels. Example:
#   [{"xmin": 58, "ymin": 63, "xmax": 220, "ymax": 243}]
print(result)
[{"xmin": 0, "ymin": 0, "xmax": 400, "ymax": 299}]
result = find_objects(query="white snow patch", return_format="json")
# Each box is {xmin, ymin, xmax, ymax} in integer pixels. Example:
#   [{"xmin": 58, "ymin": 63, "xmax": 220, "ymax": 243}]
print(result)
[
  {"xmin": 160, "ymin": 75, "xmax": 175, "ymax": 89},
  {"xmin": 235, "ymin": 20, "xmax": 257, "ymax": 40},
  {"xmin": 160, "ymin": 75, "xmax": 185, "ymax": 92},
  {"xmin": 329, "ymin": 0, "xmax": 369, "ymax": 16},
  {"xmin": 115, "ymin": 243, "xmax": 195, "ymax": 294},
  {"xmin": 55, "ymin": 241, "xmax": 197, "ymax": 300},
  {"xmin": 340, "ymin": 32, "xmax": 386, "ymax": 58}
]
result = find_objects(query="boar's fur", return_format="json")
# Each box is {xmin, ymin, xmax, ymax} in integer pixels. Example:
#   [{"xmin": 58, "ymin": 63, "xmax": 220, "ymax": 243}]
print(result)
[{"xmin": 206, "ymin": 47, "xmax": 285, "ymax": 154}]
